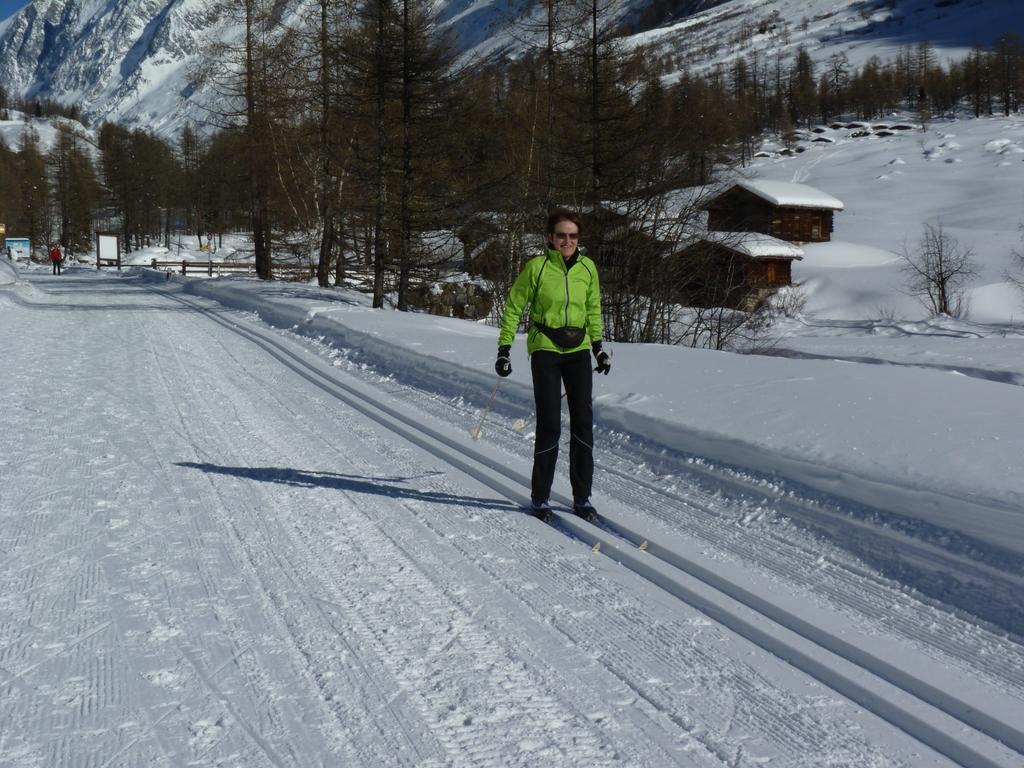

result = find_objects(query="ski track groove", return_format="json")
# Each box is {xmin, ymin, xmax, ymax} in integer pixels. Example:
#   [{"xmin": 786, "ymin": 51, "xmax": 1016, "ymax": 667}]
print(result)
[
  {"xmin": 595, "ymin": 465, "xmax": 1024, "ymax": 698},
  {"xmin": 178, "ymin": 333, "xmax": 629, "ymax": 766},
  {"xmin": 302, "ymin": 388, "xmax": 905, "ymax": 766},
  {"xmin": 605, "ymin": 473, "xmax": 1024, "ymax": 696},
  {"xmin": 333, "ymin": 322, "xmax": 1024, "ymax": 707},
  {"xmin": 336, "ymin": 357, "xmax": 1024, "ymax": 752}
]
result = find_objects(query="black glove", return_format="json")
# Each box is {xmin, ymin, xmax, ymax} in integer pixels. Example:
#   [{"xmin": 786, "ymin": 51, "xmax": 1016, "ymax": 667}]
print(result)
[
  {"xmin": 495, "ymin": 345, "xmax": 512, "ymax": 377},
  {"xmin": 592, "ymin": 342, "xmax": 611, "ymax": 375}
]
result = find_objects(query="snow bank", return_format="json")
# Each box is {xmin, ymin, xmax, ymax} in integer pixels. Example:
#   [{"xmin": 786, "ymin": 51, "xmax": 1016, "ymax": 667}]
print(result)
[
  {"xmin": 0, "ymin": 256, "xmax": 18, "ymax": 285},
  {"xmin": 968, "ymin": 281, "xmax": 1024, "ymax": 324},
  {"xmin": 798, "ymin": 241, "xmax": 900, "ymax": 269}
]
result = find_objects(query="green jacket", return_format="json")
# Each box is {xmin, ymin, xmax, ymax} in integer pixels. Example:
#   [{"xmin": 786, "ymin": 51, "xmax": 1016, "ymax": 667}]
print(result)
[{"xmin": 498, "ymin": 249, "xmax": 603, "ymax": 355}]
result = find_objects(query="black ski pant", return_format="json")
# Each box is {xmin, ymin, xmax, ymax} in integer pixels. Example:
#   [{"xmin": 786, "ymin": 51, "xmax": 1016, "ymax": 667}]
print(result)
[
  {"xmin": 52, "ymin": 260, "xmax": 61, "ymax": 275},
  {"xmin": 530, "ymin": 349, "xmax": 593, "ymax": 504}
]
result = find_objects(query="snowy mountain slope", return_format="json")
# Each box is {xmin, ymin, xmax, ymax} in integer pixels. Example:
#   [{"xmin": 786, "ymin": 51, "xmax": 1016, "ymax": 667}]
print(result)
[
  {"xmin": 630, "ymin": 0, "xmax": 1024, "ymax": 74},
  {"xmin": 0, "ymin": 109, "xmax": 96, "ymax": 153},
  {"xmin": 2, "ymin": 0, "xmax": 1023, "ymax": 136},
  {"xmin": 3, "ymin": 0, "xmax": 658, "ymax": 134},
  {"xmin": 0, "ymin": 0, "xmax": 241, "ymax": 133},
  {"xmin": 2, "ymin": 262, "xmax": 1023, "ymax": 766},
  {"xmin": 437, "ymin": 0, "xmax": 730, "ymax": 61}
]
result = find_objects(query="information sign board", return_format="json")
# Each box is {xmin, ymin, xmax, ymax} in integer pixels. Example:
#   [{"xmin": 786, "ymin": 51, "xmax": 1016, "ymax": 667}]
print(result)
[{"xmin": 6, "ymin": 238, "xmax": 30, "ymax": 259}]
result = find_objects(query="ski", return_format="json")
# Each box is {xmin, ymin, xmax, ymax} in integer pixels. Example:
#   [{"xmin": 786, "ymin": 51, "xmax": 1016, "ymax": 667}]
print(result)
[
  {"xmin": 570, "ymin": 507, "xmax": 601, "ymax": 525},
  {"xmin": 526, "ymin": 502, "xmax": 602, "ymax": 528},
  {"xmin": 525, "ymin": 503, "xmax": 556, "ymax": 525}
]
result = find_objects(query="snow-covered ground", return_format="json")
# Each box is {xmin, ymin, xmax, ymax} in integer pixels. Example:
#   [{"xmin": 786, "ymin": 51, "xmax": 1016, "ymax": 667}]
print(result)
[
  {"xmin": 2, "ymin": 246, "xmax": 1023, "ymax": 766},
  {"xmin": 2, "ymin": 113, "xmax": 1024, "ymax": 766}
]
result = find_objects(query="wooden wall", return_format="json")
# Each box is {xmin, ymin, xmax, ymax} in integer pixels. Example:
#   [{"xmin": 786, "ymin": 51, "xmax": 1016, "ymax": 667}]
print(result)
[
  {"xmin": 771, "ymin": 208, "xmax": 833, "ymax": 243},
  {"xmin": 707, "ymin": 188, "xmax": 835, "ymax": 243}
]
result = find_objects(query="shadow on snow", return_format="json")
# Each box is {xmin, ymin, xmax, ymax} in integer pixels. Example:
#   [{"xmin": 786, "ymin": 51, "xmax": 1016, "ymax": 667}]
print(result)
[{"xmin": 175, "ymin": 462, "xmax": 518, "ymax": 512}]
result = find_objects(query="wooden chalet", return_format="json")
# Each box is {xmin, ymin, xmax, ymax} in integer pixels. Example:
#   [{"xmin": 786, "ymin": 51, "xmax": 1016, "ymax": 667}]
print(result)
[
  {"xmin": 676, "ymin": 232, "xmax": 805, "ymax": 310},
  {"xmin": 705, "ymin": 179, "xmax": 844, "ymax": 243}
]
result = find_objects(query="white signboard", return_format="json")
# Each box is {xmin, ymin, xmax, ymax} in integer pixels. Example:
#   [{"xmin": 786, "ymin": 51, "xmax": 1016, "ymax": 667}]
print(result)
[
  {"xmin": 98, "ymin": 234, "xmax": 119, "ymax": 261},
  {"xmin": 6, "ymin": 238, "xmax": 30, "ymax": 260}
]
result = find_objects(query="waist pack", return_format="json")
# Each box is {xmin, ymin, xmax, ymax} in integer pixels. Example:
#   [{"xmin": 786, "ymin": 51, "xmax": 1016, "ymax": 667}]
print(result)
[{"xmin": 533, "ymin": 321, "xmax": 586, "ymax": 348}]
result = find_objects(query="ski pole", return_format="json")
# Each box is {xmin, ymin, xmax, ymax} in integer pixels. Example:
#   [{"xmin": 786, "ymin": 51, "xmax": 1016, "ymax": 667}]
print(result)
[{"xmin": 470, "ymin": 378, "xmax": 502, "ymax": 440}]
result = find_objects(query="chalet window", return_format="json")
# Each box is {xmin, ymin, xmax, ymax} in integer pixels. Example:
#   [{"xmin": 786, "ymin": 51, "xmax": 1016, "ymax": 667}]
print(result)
[
  {"xmin": 811, "ymin": 223, "xmax": 821, "ymax": 238},
  {"xmin": 766, "ymin": 263, "xmax": 777, "ymax": 283}
]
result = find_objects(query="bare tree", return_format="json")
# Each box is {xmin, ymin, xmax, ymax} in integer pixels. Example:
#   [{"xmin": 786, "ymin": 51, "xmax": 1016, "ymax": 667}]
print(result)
[
  {"xmin": 1006, "ymin": 224, "xmax": 1024, "ymax": 304},
  {"xmin": 900, "ymin": 223, "xmax": 978, "ymax": 317},
  {"xmin": 196, "ymin": 0, "xmax": 289, "ymax": 279},
  {"xmin": 668, "ymin": 232, "xmax": 779, "ymax": 351}
]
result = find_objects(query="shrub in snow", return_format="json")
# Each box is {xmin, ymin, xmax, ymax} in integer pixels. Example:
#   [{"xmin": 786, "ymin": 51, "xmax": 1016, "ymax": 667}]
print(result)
[
  {"xmin": 1006, "ymin": 225, "xmax": 1024, "ymax": 306},
  {"xmin": 768, "ymin": 285, "xmax": 809, "ymax": 319},
  {"xmin": 899, "ymin": 223, "xmax": 978, "ymax": 318}
]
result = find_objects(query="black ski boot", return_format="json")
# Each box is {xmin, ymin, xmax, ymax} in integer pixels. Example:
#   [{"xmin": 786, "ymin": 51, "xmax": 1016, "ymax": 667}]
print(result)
[
  {"xmin": 572, "ymin": 498, "xmax": 599, "ymax": 522},
  {"xmin": 530, "ymin": 498, "xmax": 553, "ymax": 521}
]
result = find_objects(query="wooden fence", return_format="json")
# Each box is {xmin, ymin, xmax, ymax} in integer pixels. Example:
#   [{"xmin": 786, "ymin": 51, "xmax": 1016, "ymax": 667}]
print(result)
[
  {"xmin": 148, "ymin": 259, "xmax": 255, "ymax": 276},
  {"xmin": 95, "ymin": 255, "xmax": 315, "ymax": 280}
]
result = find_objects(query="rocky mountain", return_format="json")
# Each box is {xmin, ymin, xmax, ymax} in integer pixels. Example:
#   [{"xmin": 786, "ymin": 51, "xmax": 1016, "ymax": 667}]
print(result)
[
  {"xmin": 1, "ymin": 0, "xmax": 695, "ymax": 135},
  {"xmin": 1, "ymin": 0, "xmax": 261, "ymax": 134},
  {"xmin": 1, "ymin": 0, "xmax": 1021, "ymax": 138}
]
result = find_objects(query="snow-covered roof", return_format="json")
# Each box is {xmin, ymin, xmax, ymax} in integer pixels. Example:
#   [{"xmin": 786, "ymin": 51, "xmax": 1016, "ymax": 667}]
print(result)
[
  {"xmin": 699, "ymin": 232, "xmax": 805, "ymax": 260},
  {"xmin": 732, "ymin": 179, "xmax": 845, "ymax": 211}
]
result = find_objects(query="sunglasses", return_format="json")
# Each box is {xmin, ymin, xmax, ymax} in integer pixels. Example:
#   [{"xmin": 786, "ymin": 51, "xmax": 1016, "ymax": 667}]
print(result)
[{"xmin": 553, "ymin": 232, "xmax": 579, "ymax": 240}]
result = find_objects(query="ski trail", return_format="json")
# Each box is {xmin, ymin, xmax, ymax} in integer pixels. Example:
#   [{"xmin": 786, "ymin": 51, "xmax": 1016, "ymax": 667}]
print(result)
[
  {"xmin": 5, "ymin": 271, "xmax": 1014, "ymax": 767},
  {"xmin": 152, "ymin": 282, "xmax": 1008, "ymax": 765}
]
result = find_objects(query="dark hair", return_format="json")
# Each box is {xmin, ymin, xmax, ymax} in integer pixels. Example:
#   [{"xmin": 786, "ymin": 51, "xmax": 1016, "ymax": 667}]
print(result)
[{"xmin": 546, "ymin": 208, "xmax": 582, "ymax": 235}]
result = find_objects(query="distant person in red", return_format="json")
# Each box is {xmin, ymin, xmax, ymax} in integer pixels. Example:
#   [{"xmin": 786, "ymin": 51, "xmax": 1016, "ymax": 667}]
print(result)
[{"xmin": 50, "ymin": 244, "xmax": 63, "ymax": 275}]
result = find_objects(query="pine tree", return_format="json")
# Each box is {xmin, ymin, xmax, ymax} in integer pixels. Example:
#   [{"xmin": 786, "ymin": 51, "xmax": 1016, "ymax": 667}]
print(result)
[
  {"xmin": 993, "ymin": 33, "xmax": 1022, "ymax": 116},
  {"xmin": 200, "ymin": 0, "xmax": 290, "ymax": 278},
  {"xmin": 788, "ymin": 46, "xmax": 816, "ymax": 127},
  {"xmin": 48, "ymin": 124, "xmax": 102, "ymax": 256},
  {"xmin": 16, "ymin": 127, "xmax": 50, "ymax": 257}
]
